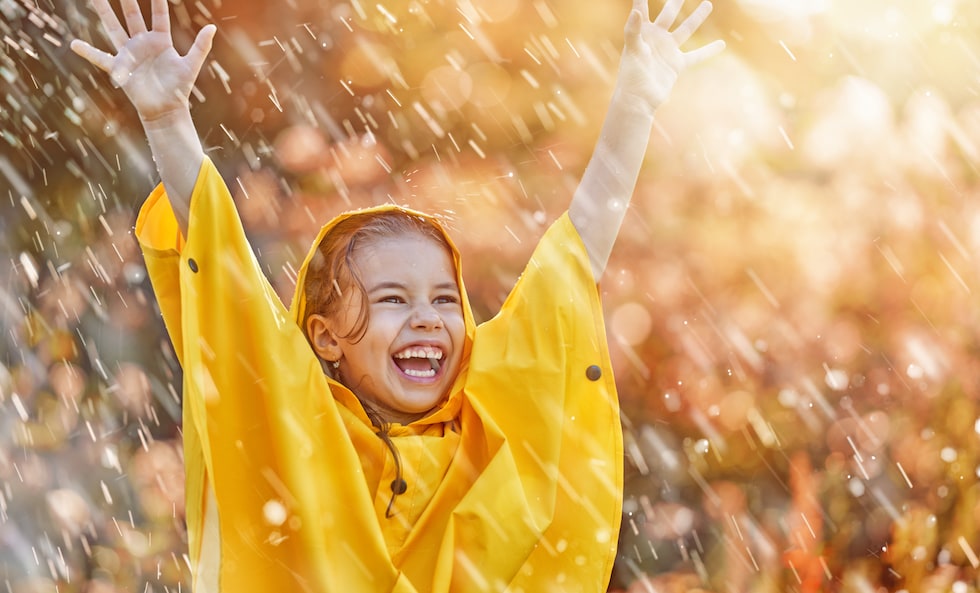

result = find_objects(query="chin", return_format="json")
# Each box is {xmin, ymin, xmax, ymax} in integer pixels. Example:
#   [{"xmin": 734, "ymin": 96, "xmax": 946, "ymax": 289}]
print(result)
[
  {"xmin": 401, "ymin": 393, "xmax": 444, "ymax": 414},
  {"xmin": 405, "ymin": 399, "xmax": 441, "ymax": 414}
]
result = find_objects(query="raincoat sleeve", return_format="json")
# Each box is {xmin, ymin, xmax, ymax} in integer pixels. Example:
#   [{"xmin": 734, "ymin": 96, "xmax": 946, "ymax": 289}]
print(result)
[
  {"xmin": 466, "ymin": 213, "xmax": 624, "ymax": 591},
  {"xmin": 135, "ymin": 158, "xmax": 415, "ymax": 593}
]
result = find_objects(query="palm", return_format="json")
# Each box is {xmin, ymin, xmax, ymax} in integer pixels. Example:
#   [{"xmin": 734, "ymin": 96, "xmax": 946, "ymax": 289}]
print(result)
[
  {"xmin": 112, "ymin": 33, "xmax": 199, "ymax": 118},
  {"xmin": 70, "ymin": 0, "xmax": 214, "ymax": 122},
  {"xmin": 620, "ymin": 0, "xmax": 724, "ymax": 112}
]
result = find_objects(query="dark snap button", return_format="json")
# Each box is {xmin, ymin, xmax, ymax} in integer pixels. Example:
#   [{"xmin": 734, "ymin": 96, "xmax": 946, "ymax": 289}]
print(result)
[
  {"xmin": 586, "ymin": 365, "xmax": 602, "ymax": 381},
  {"xmin": 188, "ymin": 258, "xmax": 199, "ymax": 273},
  {"xmin": 390, "ymin": 478, "xmax": 407, "ymax": 494}
]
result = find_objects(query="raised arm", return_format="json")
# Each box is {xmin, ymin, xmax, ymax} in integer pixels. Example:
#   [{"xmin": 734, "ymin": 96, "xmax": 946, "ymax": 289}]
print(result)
[
  {"xmin": 70, "ymin": 0, "xmax": 215, "ymax": 237},
  {"xmin": 569, "ymin": 0, "xmax": 724, "ymax": 280}
]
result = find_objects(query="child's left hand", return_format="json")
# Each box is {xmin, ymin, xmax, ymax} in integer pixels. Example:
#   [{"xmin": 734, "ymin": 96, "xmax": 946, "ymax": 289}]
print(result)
[{"xmin": 617, "ymin": 0, "xmax": 725, "ymax": 114}]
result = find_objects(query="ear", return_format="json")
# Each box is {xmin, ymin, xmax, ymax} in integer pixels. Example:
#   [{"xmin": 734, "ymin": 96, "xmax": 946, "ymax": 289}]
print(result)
[{"xmin": 306, "ymin": 313, "xmax": 343, "ymax": 363}]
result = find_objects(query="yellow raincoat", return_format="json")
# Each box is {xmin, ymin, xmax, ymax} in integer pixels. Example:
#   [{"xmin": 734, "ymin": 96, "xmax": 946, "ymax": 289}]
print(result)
[{"xmin": 136, "ymin": 157, "xmax": 623, "ymax": 592}]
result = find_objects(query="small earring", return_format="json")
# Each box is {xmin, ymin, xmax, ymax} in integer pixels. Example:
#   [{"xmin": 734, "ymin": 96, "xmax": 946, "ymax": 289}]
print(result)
[{"xmin": 331, "ymin": 359, "xmax": 340, "ymax": 369}]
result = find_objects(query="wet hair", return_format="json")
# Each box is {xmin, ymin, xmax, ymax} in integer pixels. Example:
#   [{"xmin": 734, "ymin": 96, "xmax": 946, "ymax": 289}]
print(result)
[{"xmin": 302, "ymin": 209, "xmax": 453, "ymax": 347}]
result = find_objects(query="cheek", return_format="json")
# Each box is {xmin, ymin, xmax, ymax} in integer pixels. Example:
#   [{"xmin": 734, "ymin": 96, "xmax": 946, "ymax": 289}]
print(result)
[
  {"xmin": 448, "ymin": 314, "xmax": 467, "ymax": 344},
  {"xmin": 359, "ymin": 310, "xmax": 406, "ymax": 348}
]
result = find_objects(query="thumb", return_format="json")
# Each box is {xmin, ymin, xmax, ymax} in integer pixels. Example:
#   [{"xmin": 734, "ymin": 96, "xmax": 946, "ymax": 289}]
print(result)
[
  {"xmin": 623, "ymin": 10, "xmax": 644, "ymax": 52},
  {"xmin": 184, "ymin": 24, "xmax": 217, "ymax": 74},
  {"xmin": 70, "ymin": 39, "xmax": 113, "ymax": 74}
]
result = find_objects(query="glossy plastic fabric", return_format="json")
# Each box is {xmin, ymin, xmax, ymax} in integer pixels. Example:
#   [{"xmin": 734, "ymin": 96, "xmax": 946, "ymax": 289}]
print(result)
[{"xmin": 136, "ymin": 158, "xmax": 623, "ymax": 592}]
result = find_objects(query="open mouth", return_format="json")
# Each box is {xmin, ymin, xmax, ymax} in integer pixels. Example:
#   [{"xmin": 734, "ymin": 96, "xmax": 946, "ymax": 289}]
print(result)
[{"xmin": 393, "ymin": 346, "xmax": 444, "ymax": 379}]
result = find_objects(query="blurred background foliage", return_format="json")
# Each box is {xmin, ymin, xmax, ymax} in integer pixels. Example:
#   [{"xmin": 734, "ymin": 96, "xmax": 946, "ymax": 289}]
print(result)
[{"xmin": 2, "ymin": 0, "xmax": 980, "ymax": 591}]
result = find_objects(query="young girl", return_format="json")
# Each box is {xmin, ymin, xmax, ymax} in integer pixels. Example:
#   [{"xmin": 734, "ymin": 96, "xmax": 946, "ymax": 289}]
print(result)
[{"xmin": 71, "ymin": 0, "xmax": 723, "ymax": 590}]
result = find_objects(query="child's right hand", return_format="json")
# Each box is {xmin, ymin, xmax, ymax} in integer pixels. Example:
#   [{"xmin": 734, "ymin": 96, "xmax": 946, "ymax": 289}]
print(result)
[{"xmin": 70, "ymin": 0, "xmax": 216, "ymax": 123}]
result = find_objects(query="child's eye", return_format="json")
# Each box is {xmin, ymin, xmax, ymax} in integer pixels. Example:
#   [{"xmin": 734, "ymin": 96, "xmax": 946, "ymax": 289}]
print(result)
[
  {"xmin": 434, "ymin": 295, "xmax": 459, "ymax": 305},
  {"xmin": 379, "ymin": 296, "xmax": 405, "ymax": 304}
]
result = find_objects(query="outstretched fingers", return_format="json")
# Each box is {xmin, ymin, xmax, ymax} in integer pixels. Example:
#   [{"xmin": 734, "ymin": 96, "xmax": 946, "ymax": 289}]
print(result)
[
  {"xmin": 682, "ymin": 38, "xmax": 726, "ymax": 68},
  {"xmin": 89, "ymin": 0, "xmax": 130, "ymax": 51},
  {"xmin": 630, "ymin": 0, "xmax": 650, "ymax": 22},
  {"xmin": 623, "ymin": 9, "xmax": 645, "ymax": 52},
  {"xmin": 120, "ymin": 0, "xmax": 148, "ymax": 35},
  {"xmin": 652, "ymin": 0, "xmax": 684, "ymax": 29},
  {"xmin": 69, "ymin": 39, "xmax": 115, "ymax": 73},
  {"xmin": 151, "ymin": 0, "xmax": 172, "ymax": 34},
  {"xmin": 183, "ymin": 24, "xmax": 217, "ymax": 75},
  {"xmin": 671, "ymin": 0, "xmax": 714, "ymax": 45}
]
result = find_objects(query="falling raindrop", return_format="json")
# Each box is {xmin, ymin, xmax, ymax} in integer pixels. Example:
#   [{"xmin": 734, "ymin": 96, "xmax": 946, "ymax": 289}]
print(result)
[
  {"xmin": 824, "ymin": 366, "xmax": 849, "ymax": 391},
  {"xmin": 263, "ymin": 499, "xmax": 288, "ymax": 526},
  {"xmin": 906, "ymin": 364, "xmax": 924, "ymax": 380},
  {"xmin": 122, "ymin": 262, "xmax": 146, "ymax": 285}
]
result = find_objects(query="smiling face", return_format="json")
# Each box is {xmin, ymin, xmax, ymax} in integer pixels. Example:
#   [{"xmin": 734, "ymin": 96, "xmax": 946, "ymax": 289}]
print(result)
[{"xmin": 307, "ymin": 232, "xmax": 466, "ymax": 425}]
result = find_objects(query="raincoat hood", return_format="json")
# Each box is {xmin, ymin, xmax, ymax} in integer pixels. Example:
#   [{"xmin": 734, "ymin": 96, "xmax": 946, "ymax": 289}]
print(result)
[{"xmin": 287, "ymin": 204, "xmax": 476, "ymax": 429}]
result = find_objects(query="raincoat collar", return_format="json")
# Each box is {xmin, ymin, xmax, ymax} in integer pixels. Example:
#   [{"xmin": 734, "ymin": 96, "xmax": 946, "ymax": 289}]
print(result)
[{"xmin": 287, "ymin": 204, "xmax": 475, "ymax": 430}]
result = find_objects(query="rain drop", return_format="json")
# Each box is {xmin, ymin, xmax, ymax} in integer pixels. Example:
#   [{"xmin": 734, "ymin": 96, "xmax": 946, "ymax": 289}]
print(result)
[
  {"xmin": 777, "ymin": 388, "xmax": 798, "ymax": 407},
  {"xmin": 123, "ymin": 262, "xmax": 147, "ymax": 285},
  {"xmin": 906, "ymin": 364, "xmax": 924, "ymax": 379},
  {"xmin": 824, "ymin": 367, "xmax": 848, "ymax": 391},
  {"xmin": 263, "ymin": 499, "xmax": 288, "ymax": 526}
]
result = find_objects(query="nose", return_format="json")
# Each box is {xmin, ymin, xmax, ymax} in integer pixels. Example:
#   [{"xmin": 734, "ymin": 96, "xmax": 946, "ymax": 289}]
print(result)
[{"xmin": 411, "ymin": 303, "xmax": 443, "ymax": 331}]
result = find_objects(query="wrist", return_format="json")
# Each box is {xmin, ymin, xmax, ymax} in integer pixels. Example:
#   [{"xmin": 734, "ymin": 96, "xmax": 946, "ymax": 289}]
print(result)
[
  {"xmin": 610, "ymin": 87, "xmax": 659, "ymax": 121},
  {"xmin": 139, "ymin": 107, "xmax": 194, "ymax": 131}
]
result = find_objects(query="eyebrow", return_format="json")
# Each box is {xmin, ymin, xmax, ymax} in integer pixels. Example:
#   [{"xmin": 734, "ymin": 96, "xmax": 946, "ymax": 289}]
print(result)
[{"xmin": 367, "ymin": 281, "xmax": 459, "ymax": 293}]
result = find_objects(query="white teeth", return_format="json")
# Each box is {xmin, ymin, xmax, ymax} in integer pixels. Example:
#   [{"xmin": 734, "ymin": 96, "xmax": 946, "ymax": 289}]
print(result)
[
  {"xmin": 394, "ymin": 347, "xmax": 443, "ymax": 360},
  {"xmin": 403, "ymin": 368, "xmax": 437, "ymax": 378}
]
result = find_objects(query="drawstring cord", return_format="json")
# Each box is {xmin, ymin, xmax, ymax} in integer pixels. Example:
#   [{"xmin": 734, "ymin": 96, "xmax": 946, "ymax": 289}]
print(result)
[
  {"xmin": 322, "ymin": 352, "xmax": 408, "ymax": 517},
  {"xmin": 361, "ymin": 404, "xmax": 407, "ymax": 518},
  {"xmin": 376, "ymin": 428, "xmax": 406, "ymax": 518}
]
